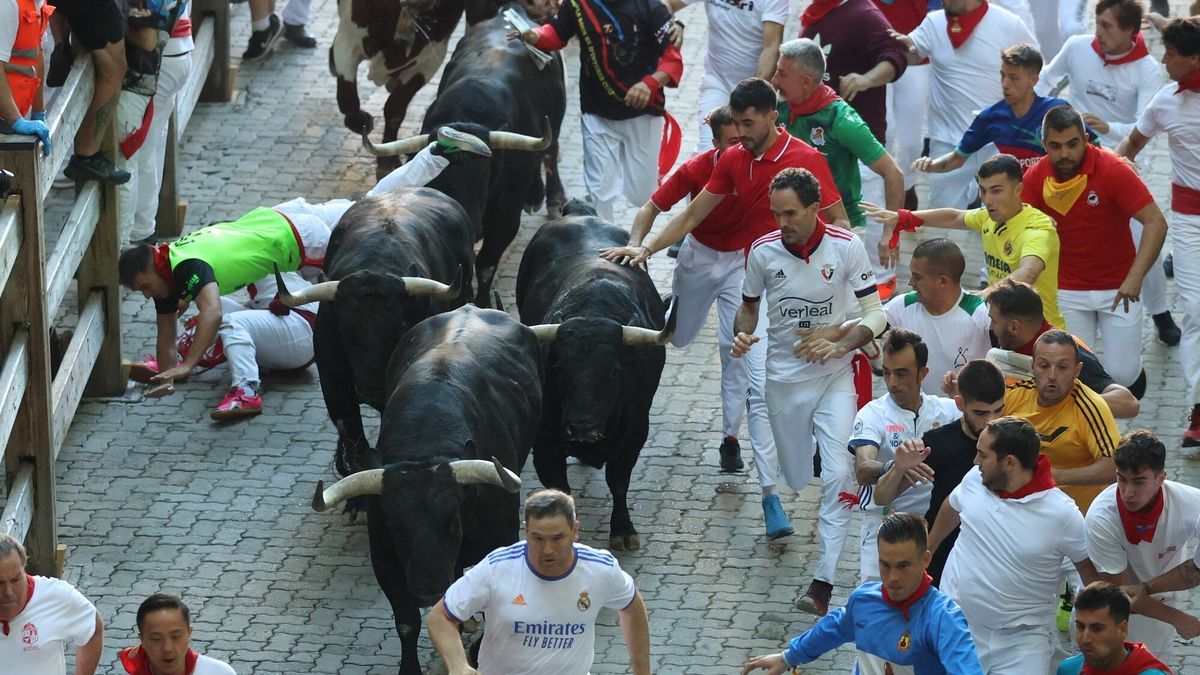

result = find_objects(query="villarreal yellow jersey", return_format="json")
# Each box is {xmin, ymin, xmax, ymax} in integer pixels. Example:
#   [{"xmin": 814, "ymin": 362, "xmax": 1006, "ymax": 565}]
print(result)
[{"xmin": 964, "ymin": 204, "xmax": 1065, "ymax": 328}]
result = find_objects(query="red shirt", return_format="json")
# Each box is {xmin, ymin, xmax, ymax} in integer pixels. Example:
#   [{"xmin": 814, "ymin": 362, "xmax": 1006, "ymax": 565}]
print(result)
[
  {"xmin": 1022, "ymin": 145, "xmax": 1154, "ymax": 291},
  {"xmin": 651, "ymin": 149, "xmax": 744, "ymax": 252},
  {"xmin": 704, "ymin": 130, "xmax": 843, "ymax": 249}
]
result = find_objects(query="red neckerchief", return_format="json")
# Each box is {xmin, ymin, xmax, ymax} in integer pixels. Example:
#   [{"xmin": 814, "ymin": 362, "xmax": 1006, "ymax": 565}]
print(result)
[
  {"xmin": 1176, "ymin": 68, "xmax": 1200, "ymax": 95},
  {"xmin": 118, "ymin": 645, "xmax": 201, "ymax": 675},
  {"xmin": 0, "ymin": 576, "xmax": 34, "ymax": 636},
  {"xmin": 996, "ymin": 454, "xmax": 1056, "ymax": 499},
  {"xmin": 1015, "ymin": 321, "xmax": 1053, "ymax": 356},
  {"xmin": 788, "ymin": 84, "xmax": 842, "ymax": 121},
  {"xmin": 881, "ymin": 572, "xmax": 933, "ymax": 620},
  {"xmin": 800, "ymin": 0, "xmax": 841, "ymax": 27},
  {"xmin": 1079, "ymin": 642, "xmax": 1174, "ymax": 674},
  {"xmin": 1116, "ymin": 487, "xmax": 1164, "ymax": 546},
  {"xmin": 1092, "ymin": 33, "xmax": 1149, "ymax": 67},
  {"xmin": 151, "ymin": 242, "xmax": 177, "ymax": 293},
  {"xmin": 783, "ymin": 219, "xmax": 827, "ymax": 263},
  {"xmin": 947, "ymin": 1, "xmax": 988, "ymax": 49}
]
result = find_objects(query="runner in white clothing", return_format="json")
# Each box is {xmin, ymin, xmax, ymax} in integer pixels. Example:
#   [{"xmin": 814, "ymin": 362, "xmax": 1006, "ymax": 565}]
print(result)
[
  {"xmin": 117, "ymin": 593, "xmax": 236, "ymax": 674},
  {"xmin": 733, "ymin": 167, "xmax": 887, "ymax": 616},
  {"xmin": 1085, "ymin": 430, "xmax": 1200, "ymax": 666},
  {"xmin": 0, "ymin": 534, "xmax": 104, "ymax": 675},
  {"xmin": 927, "ymin": 416, "xmax": 1100, "ymax": 675},
  {"xmin": 428, "ymin": 490, "xmax": 650, "ymax": 675}
]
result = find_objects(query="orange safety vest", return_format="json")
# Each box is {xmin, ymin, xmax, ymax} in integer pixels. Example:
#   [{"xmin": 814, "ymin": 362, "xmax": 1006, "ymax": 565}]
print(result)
[{"xmin": 4, "ymin": 0, "xmax": 53, "ymax": 117}]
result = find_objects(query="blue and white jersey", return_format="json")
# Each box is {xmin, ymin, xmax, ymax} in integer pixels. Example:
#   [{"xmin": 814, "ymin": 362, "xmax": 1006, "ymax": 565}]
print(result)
[{"xmin": 443, "ymin": 541, "xmax": 636, "ymax": 675}]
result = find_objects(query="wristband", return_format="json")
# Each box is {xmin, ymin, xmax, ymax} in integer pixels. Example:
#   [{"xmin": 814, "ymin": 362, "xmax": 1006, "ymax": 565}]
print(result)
[
  {"xmin": 640, "ymin": 75, "xmax": 662, "ymax": 92},
  {"xmin": 881, "ymin": 459, "xmax": 895, "ymax": 475},
  {"xmin": 888, "ymin": 209, "xmax": 925, "ymax": 249}
]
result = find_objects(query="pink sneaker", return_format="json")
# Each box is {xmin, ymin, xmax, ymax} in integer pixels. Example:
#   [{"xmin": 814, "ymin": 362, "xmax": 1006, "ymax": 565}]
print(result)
[{"xmin": 210, "ymin": 386, "xmax": 263, "ymax": 421}]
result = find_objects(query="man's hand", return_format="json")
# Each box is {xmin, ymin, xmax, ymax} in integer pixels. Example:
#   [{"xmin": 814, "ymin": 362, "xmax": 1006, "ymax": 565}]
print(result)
[
  {"xmin": 152, "ymin": 365, "xmax": 193, "ymax": 383},
  {"xmin": 599, "ymin": 244, "xmax": 650, "ymax": 266},
  {"xmin": 793, "ymin": 333, "xmax": 847, "ymax": 364},
  {"xmin": 878, "ymin": 228, "xmax": 899, "ymax": 269},
  {"xmin": 911, "ymin": 156, "xmax": 936, "ymax": 173},
  {"xmin": 506, "ymin": 28, "xmax": 539, "ymax": 43},
  {"xmin": 941, "ymin": 370, "xmax": 959, "ymax": 398},
  {"xmin": 667, "ymin": 20, "xmax": 684, "ymax": 47},
  {"xmin": 1123, "ymin": 583, "xmax": 1149, "ymax": 609},
  {"xmin": 1175, "ymin": 612, "xmax": 1200, "ymax": 639},
  {"xmin": 731, "ymin": 332, "xmax": 760, "ymax": 358},
  {"xmin": 1112, "ymin": 273, "xmax": 1143, "ymax": 312},
  {"xmin": 888, "ymin": 28, "xmax": 915, "ymax": 52},
  {"xmin": 10, "ymin": 117, "xmax": 51, "ymax": 156},
  {"xmin": 624, "ymin": 82, "xmax": 653, "ymax": 109},
  {"xmin": 1080, "ymin": 113, "xmax": 1110, "ymax": 136},
  {"xmin": 839, "ymin": 73, "xmax": 870, "ymax": 101},
  {"xmin": 893, "ymin": 440, "xmax": 935, "ymax": 487},
  {"xmin": 741, "ymin": 653, "xmax": 790, "ymax": 675},
  {"xmin": 861, "ymin": 201, "xmax": 899, "ymax": 227},
  {"xmin": 145, "ymin": 381, "xmax": 175, "ymax": 398}
]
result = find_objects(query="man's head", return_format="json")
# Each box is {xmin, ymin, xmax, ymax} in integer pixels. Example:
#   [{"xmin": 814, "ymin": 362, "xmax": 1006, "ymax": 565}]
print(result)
[
  {"xmin": 1074, "ymin": 583, "xmax": 1132, "ymax": 670},
  {"xmin": 1043, "ymin": 106, "xmax": 1090, "ymax": 181},
  {"xmin": 975, "ymin": 154, "xmax": 1025, "ymax": 223},
  {"xmin": 119, "ymin": 244, "xmax": 171, "ymax": 300},
  {"xmin": 524, "ymin": 489, "xmax": 580, "ymax": 578},
  {"xmin": 768, "ymin": 168, "xmax": 822, "ymax": 245},
  {"xmin": 955, "ymin": 359, "xmax": 1007, "ymax": 438},
  {"xmin": 1094, "ymin": 0, "xmax": 1142, "ymax": 54},
  {"xmin": 729, "ymin": 78, "xmax": 781, "ymax": 156},
  {"xmin": 1032, "ymin": 329, "xmax": 1081, "ymax": 407},
  {"xmin": 881, "ymin": 328, "xmax": 928, "ymax": 409},
  {"xmin": 976, "ymin": 416, "xmax": 1041, "ymax": 493},
  {"xmin": 0, "ymin": 535, "xmax": 28, "ymax": 623},
  {"xmin": 876, "ymin": 512, "xmax": 932, "ymax": 603},
  {"xmin": 907, "ymin": 238, "xmax": 966, "ymax": 309},
  {"xmin": 1161, "ymin": 17, "xmax": 1200, "ymax": 84},
  {"xmin": 707, "ymin": 105, "xmax": 740, "ymax": 153},
  {"xmin": 999, "ymin": 44, "xmax": 1042, "ymax": 107},
  {"xmin": 772, "ymin": 39, "xmax": 826, "ymax": 106},
  {"xmin": 1114, "ymin": 429, "xmax": 1167, "ymax": 512},
  {"xmin": 986, "ymin": 279, "xmax": 1044, "ymax": 349},
  {"xmin": 136, "ymin": 593, "xmax": 194, "ymax": 675}
]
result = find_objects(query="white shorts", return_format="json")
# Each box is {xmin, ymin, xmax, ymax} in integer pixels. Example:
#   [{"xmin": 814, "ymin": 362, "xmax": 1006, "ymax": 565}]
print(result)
[
  {"xmin": 859, "ymin": 511, "xmax": 883, "ymax": 583},
  {"xmin": 1168, "ymin": 211, "xmax": 1200, "ymax": 404},
  {"xmin": 581, "ymin": 113, "xmax": 662, "ymax": 220},
  {"xmin": 969, "ymin": 622, "xmax": 1054, "ymax": 675},
  {"xmin": 886, "ymin": 64, "xmax": 929, "ymax": 191},
  {"xmin": 1056, "ymin": 288, "xmax": 1142, "ymax": 386}
]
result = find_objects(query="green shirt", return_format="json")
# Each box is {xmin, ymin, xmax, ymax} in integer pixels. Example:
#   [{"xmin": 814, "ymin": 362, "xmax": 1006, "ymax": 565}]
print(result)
[
  {"xmin": 168, "ymin": 207, "xmax": 302, "ymax": 296},
  {"xmin": 779, "ymin": 98, "xmax": 886, "ymax": 229}
]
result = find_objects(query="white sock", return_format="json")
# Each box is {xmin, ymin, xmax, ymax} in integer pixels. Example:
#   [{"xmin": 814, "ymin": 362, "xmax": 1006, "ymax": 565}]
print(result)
[
  {"xmin": 761, "ymin": 485, "xmax": 776, "ymax": 497},
  {"xmin": 252, "ymin": 17, "xmax": 270, "ymax": 31},
  {"xmin": 236, "ymin": 383, "xmax": 258, "ymax": 397}
]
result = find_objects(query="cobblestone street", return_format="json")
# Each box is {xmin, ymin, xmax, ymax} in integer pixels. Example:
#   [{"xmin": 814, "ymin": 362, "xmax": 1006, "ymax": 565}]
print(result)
[{"xmin": 28, "ymin": 0, "xmax": 1200, "ymax": 672}]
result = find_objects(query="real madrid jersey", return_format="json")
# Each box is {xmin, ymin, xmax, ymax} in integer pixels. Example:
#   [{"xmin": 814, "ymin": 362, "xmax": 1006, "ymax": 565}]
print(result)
[{"xmin": 443, "ymin": 542, "xmax": 636, "ymax": 675}]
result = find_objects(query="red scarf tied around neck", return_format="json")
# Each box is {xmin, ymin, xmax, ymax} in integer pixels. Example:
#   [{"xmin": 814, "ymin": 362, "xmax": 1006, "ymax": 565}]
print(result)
[
  {"xmin": 995, "ymin": 454, "xmax": 1056, "ymax": 499},
  {"xmin": 800, "ymin": 0, "xmax": 841, "ymax": 27},
  {"xmin": 1091, "ymin": 32, "xmax": 1149, "ymax": 67},
  {"xmin": 1116, "ymin": 487, "xmax": 1164, "ymax": 545},
  {"xmin": 882, "ymin": 572, "xmax": 933, "ymax": 620},
  {"xmin": 118, "ymin": 645, "xmax": 200, "ymax": 675},
  {"xmin": 946, "ymin": 1, "xmax": 989, "ymax": 49}
]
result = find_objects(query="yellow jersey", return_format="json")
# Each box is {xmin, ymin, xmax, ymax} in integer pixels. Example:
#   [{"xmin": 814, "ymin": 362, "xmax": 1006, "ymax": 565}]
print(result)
[
  {"xmin": 964, "ymin": 204, "xmax": 1065, "ymax": 328},
  {"xmin": 1005, "ymin": 379, "xmax": 1118, "ymax": 513}
]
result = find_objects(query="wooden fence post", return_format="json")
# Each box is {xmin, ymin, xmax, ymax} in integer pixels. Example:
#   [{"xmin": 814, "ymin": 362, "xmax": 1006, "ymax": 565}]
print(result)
[
  {"xmin": 76, "ymin": 126, "xmax": 123, "ymax": 397},
  {"xmin": 195, "ymin": 0, "xmax": 232, "ymax": 103},
  {"xmin": 154, "ymin": 110, "xmax": 182, "ymax": 238}
]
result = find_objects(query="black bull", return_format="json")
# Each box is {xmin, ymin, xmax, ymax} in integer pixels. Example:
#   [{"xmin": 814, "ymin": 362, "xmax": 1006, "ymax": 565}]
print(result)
[
  {"xmin": 516, "ymin": 204, "xmax": 676, "ymax": 551},
  {"xmin": 310, "ymin": 305, "xmax": 542, "ymax": 675},
  {"xmin": 275, "ymin": 187, "xmax": 475, "ymax": 476},
  {"xmin": 363, "ymin": 6, "xmax": 567, "ymax": 307}
]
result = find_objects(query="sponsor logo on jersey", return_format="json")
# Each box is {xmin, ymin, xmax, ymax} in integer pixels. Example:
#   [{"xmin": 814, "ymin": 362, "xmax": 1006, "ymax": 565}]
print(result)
[
  {"xmin": 777, "ymin": 295, "xmax": 834, "ymax": 329},
  {"xmin": 1087, "ymin": 190, "xmax": 1100, "ymax": 206},
  {"xmin": 984, "ymin": 253, "xmax": 1012, "ymax": 275},
  {"xmin": 1003, "ymin": 240, "xmax": 1013, "ymax": 256},
  {"xmin": 884, "ymin": 424, "xmax": 906, "ymax": 432},
  {"xmin": 1160, "ymin": 545, "xmax": 1179, "ymax": 560},
  {"xmin": 820, "ymin": 263, "xmax": 834, "ymax": 282},
  {"xmin": 577, "ymin": 592, "xmax": 591, "ymax": 612},
  {"xmin": 512, "ymin": 594, "xmax": 527, "ymax": 605},
  {"xmin": 810, "ymin": 127, "xmax": 826, "ymax": 147},
  {"xmin": 897, "ymin": 630, "xmax": 911, "ymax": 652},
  {"xmin": 22, "ymin": 622, "xmax": 37, "ymax": 645},
  {"xmin": 774, "ymin": 268, "xmax": 787, "ymax": 280}
]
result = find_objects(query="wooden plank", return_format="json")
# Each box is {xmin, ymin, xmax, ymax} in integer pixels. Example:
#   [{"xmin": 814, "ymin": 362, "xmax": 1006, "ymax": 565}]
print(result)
[
  {"xmin": 43, "ymin": 182, "xmax": 100, "ymax": 319},
  {"xmin": 155, "ymin": 110, "xmax": 182, "ymax": 238},
  {"xmin": 39, "ymin": 56, "xmax": 95, "ymax": 203},
  {"xmin": 0, "ymin": 465, "xmax": 35, "ymax": 542},
  {"xmin": 177, "ymin": 16, "xmax": 216, "ymax": 134},
  {"xmin": 193, "ymin": 0, "xmax": 231, "ymax": 103},
  {"xmin": 50, "ymin": 292, "xmax": 105, "ymax": 459},
  {"xmin": 0, "ymin": 331, "xmax": 30, "ymax": 454},
  {"xmin": 0, "ymin": 196, "xmax": 25, "ymax": 294}
]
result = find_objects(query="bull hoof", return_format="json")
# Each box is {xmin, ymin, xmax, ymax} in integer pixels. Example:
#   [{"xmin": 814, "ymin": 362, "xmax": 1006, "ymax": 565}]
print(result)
[{"xmin": 609, "ymin": 532, "xmax": 640, "ymax": 551}]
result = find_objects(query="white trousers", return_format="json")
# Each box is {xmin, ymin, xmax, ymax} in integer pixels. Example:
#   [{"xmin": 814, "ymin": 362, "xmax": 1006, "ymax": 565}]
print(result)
[
  {"xmin": 581, "ymin": 113, "xmax": 661, "ymax": 221},
  {"xmin": 970, "ymin": 622, "xmax": 1054, "ymax": 675},
  {"xmin": 125, "ymin": 51, "xmax": 192, "ymax": 241},
  {"xmin": 765, "ymin": 371, "xmax": 857, "ymax": 583},
  {"xmin": 859, "ymin": 512, "xmax": 883, "ymax": 583},
  {"xmin": 1132, "ymin": 216, "xmax": 1170, "ymax": 316},
  {"xmin": 859, "ymin": 162, "xmax": 895, "ymax": 285},
  {"xmin": 1057, "ymin": 289, "xmax": 1143, "ymax": 386},
  {"xmin": 280, "ymin": 0, "xmax": 313, "ymax": 25},
  {"xmin": 218, "ymin": 297, "xmax": 314, "ymax": 389},
  {"xmin": 886, "ymin": 64, "xmax": 929, "ymax": 192},
  {"xmin": 1172, "ymin": 212, "xmax": 1200, "ymax": 405},
  {"xmin": 693, "ymin": 70, "xmax": 744, "ymax": 154},
  {"xmin": 114, "ymin": 90, "xmax": 154, "ymax": 244},
  {"xmin": 927, "ymin": 139, "xmax": 993, "ymax": 209}
]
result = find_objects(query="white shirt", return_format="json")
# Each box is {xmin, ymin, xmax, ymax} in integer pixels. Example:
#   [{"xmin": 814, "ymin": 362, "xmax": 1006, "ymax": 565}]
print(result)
[
  {"xmin": 443, "ymin": 542, "xmax": 637, "ymax": 675},
  {"xmin": 909, "ymin": 6, "xmax": 1038, "ymax": 144},
  {"xmin": 1087, "ymin": 480, "xmax": 1200, "ymax": 611},
  {"xmin": 0, "ymin": 576, "xmax": 97, "ymax": 675},
  {"xmin": 884, "ymin": 291, "xmax": 992, "ymax": 395},
  {"xmin": 1038, "ymin": 34, "xmax": 1166, "ymax": 147},
  {"xmin": 742, "ymin": 226, "xmax": 878, "ymax": 383},
  {"xmin": 194, "ymin": 654, "xmax": 237, "ymax": 674},
  {"xmin": 1136, "ymin": 83, "xmax": 1200, "ymax": 193},
  {"xmin": 941, "ymin": 467, "xmax": 1088, "ymax": 630},
  {"xmin": 682, "ymin": 0, "xmax": 788, "ymax": 83},
  {"xmin": 850, "ymin": 392, "xmax": 960, "ymax": 514}
]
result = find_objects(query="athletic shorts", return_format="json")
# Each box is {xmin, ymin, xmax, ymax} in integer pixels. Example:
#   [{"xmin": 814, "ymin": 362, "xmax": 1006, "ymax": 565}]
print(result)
[{"xmin": 49, "ymin": 0, "xmax": 124, "ymax": 51}]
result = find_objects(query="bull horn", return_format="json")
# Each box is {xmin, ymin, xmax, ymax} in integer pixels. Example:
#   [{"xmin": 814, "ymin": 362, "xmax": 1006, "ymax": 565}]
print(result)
[
  {"xmin": 274, "ymin": 263, "xmax": 339, "ymax": 307},
  {"xmin": 488, "ymin": 117, "xmax": 553, "ymax": 152},
  {"xmin": 311, "ymin": 469, "xmax": 385, "ymax": 512},
  {"xmin": 527, "ymin": 324, "xmax": 560, "ymax": 342},
  {"xmin": 400, "ymin": 266, "xmax": 462, "ymax": 300},
  {"xmin": 449, "ymin": 456, "xmax": 521, "ymax": 493},
  {"xmin": 361, "ymin": 130, "xmax": 431, "ymax": 157},
  {"xmin": 622, "ymin": 295, "xmax": 678, "ymax": 346}
]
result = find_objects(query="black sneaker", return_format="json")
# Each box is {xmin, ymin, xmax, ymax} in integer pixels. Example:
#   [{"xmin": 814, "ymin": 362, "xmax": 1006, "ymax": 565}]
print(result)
[
  {"xmin": 283, "ymin": 22, "xmax": 317, "ymax": 48},
  {"xmin": 718, "ymin": 436, "xmax": 743, "ymax": 473},
  {"xmin": 64, "ymin": 153, "xmax": 130, "ymax": 185},
  {"xmin": 243, "ymin": 15, "xmax": 284, "ymax": 62},
  {"xmin": 1153, "ymin": 312, "xmax": 1181, "ymax": 347},
  {"xmin": 795, "ymin": 579, "xmax": 833, "ymax": 616}
]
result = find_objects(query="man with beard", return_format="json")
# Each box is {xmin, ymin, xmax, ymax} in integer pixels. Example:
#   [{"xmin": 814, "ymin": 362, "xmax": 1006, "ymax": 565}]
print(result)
[
  {"xmin": 1023, "ymin": 106, "xmax": 1167, "ymax": 396},
  {"xmin": 1058, "ymin": 583, "xmax": 1173, "ymax": 675}
]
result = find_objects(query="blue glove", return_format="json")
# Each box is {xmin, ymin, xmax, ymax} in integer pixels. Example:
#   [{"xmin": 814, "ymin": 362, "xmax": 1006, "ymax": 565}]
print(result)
[
  {"xmin": 10, "ymin": 117, "xmax": 51, "ymax": 156},
  {"xmin": 30, "ymin": 111, "xmax": 45, "ymax": 122}
]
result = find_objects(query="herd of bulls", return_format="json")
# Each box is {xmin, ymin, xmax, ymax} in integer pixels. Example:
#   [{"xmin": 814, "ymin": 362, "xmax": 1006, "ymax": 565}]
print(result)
[{"xmin": 278, "ymin": 4, "xmax": 678, "ymax": 672}]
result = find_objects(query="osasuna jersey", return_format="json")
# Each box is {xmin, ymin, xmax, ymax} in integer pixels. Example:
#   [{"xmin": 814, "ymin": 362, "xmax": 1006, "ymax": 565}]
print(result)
[
  {"xmin": 850, "ymin": 393, "xmax": 961, "ymax": 514},
  {"xmin": 885, "ymin": 292, "xmax": 992, "ymax": 395},
  {"xmin": 742, "ymin": 225, "xmax": 877, "ymax": 383},
  {"xmin": 0, "ymin": 576, "xmax": 97, "ymax": 675},
  {"xmin": 443, "ymin": 542, "xmax": 636, "ymax": 675}
]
